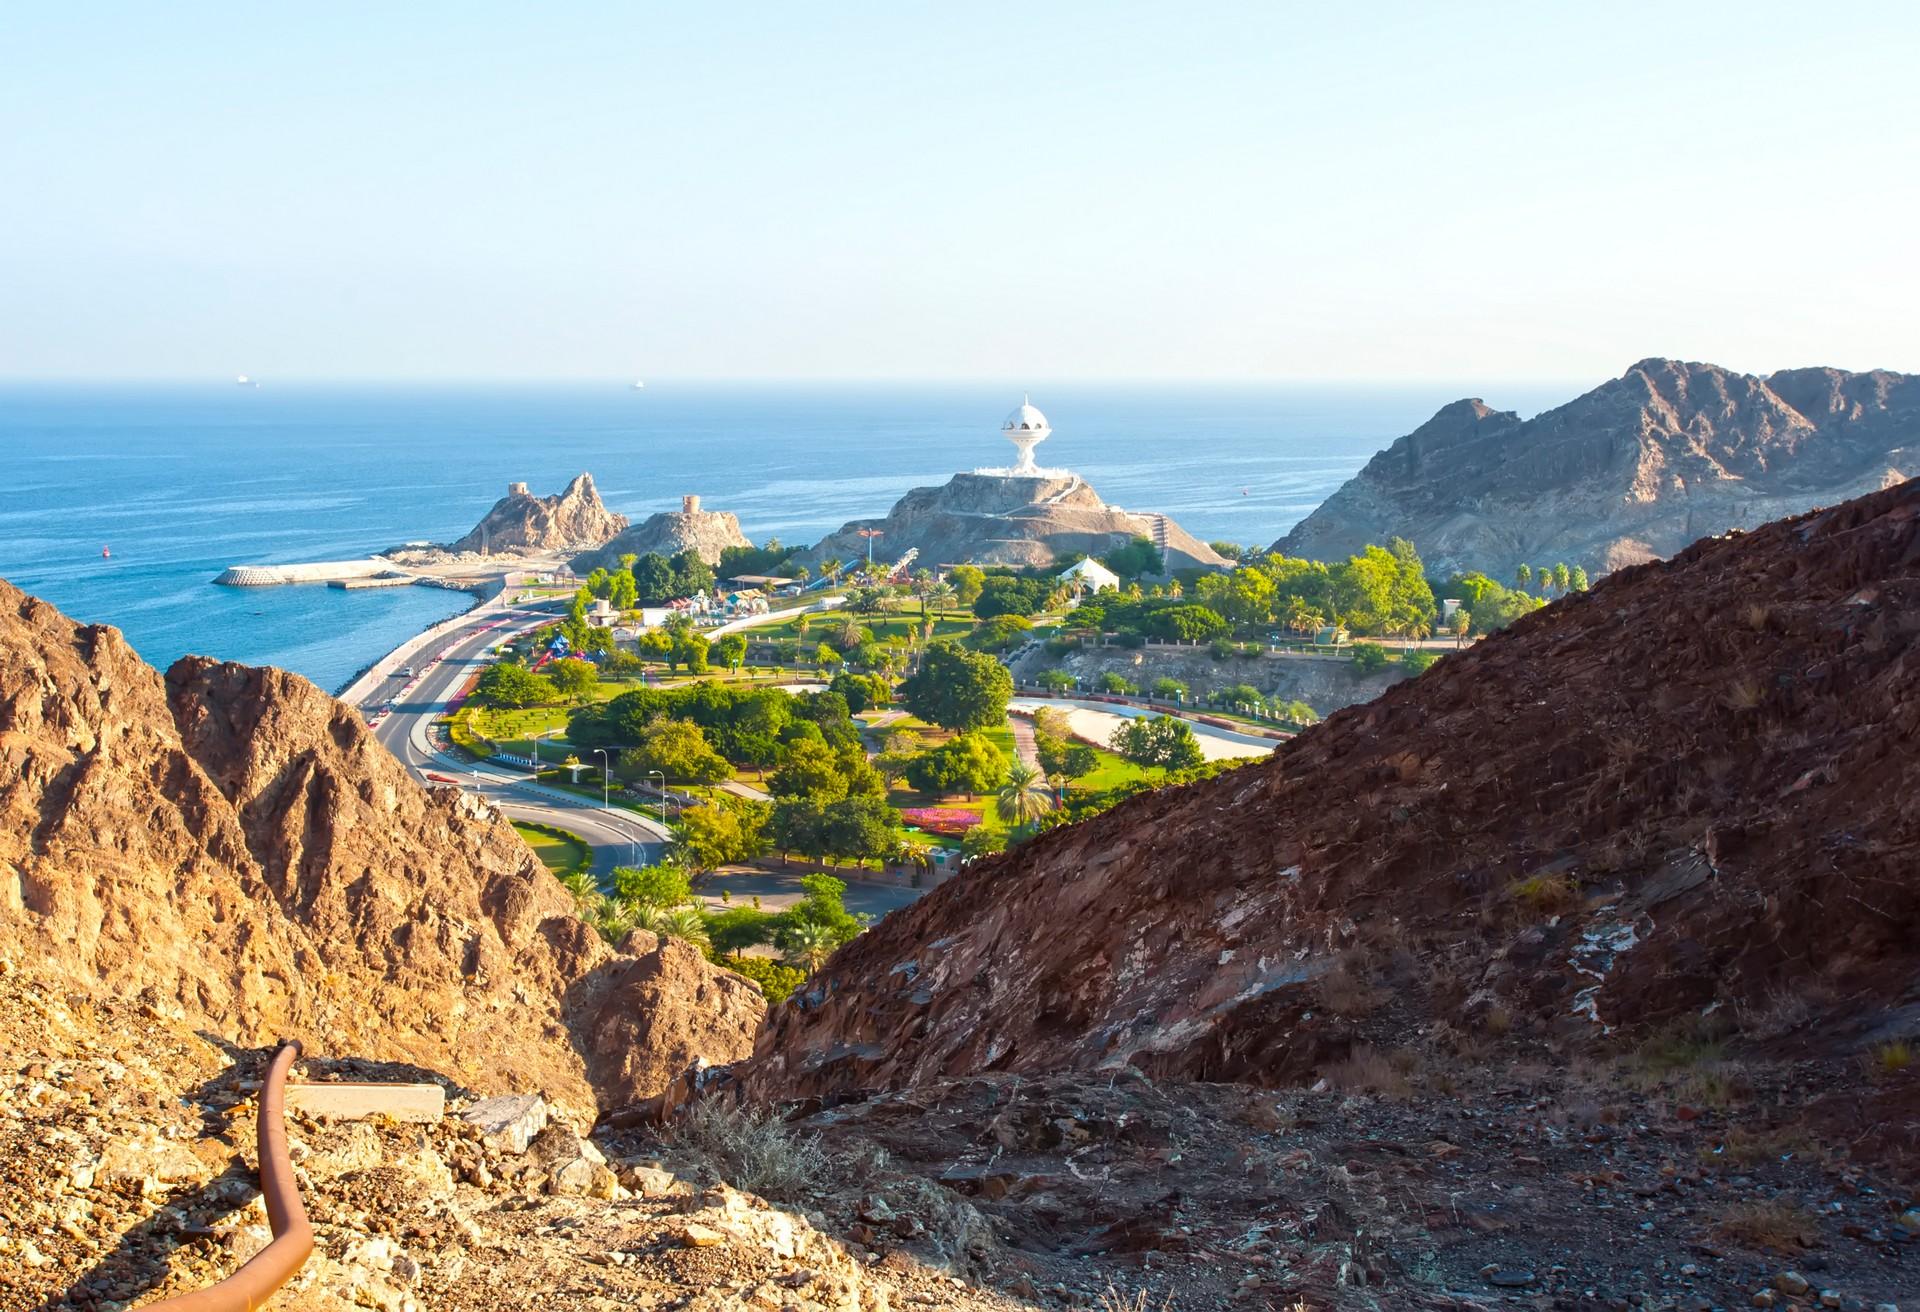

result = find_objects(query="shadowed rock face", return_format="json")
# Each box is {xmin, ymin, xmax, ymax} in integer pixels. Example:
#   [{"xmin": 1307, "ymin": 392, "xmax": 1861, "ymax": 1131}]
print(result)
[
  {"xmin": 741, "ymin": 480, "xmax": 1920, "ymax": 1105},
  {"xmin": 1273, "ymin": 359, "xmax": 1920, "ymax": 579},
  {"xmin": 797, "ymin": 471, "xmax": 1229, "ymax": 572},
  {"xmin": 448, "ymin": 472, "xmax": 627, "ymax": 554},
  {"xmin": 0, "ymin": 579, "xmax": 758, "ymax": 1111}
]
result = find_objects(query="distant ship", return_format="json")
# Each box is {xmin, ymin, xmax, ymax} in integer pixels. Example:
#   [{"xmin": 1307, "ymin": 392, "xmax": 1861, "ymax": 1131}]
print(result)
[
  {"xmin": 236, "ymin": 375, "xmax": 259, "ymax": 388},
  {"xmin": 101, "ymin": 545, "xmax": 111, "ymax": 559},
  {"xmin": 630, "ymin": 380, "xmax": 646, "ymax": 390}
]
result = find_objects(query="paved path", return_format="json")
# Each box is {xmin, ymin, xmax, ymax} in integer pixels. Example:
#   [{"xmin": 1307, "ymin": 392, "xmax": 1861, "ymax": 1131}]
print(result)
[
  {"xmin": 695, "ymin": 867, "xmax": 922, "ymax": 921},
  {"xmin": 1009, "ymin": 697, "xmax": 1278, "ymax": 762},
  {"xmin": 356, "ymin": 604, "xmax": 669, "ymax": 877},
  {"xmin": 1007, "ymin": 712, "xmax": 1043, "ymax": 769}
]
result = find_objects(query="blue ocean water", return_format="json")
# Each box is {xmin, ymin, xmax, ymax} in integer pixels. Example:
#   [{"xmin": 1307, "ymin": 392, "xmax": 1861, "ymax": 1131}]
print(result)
[{"xmin": 0, "ymin": 382, "xmax": 1572, "ymax": 692}]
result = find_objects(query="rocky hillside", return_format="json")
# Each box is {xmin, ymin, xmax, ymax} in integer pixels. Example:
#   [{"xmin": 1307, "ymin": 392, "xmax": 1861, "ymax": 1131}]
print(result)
[
  {"xmin": 745, "ymin": 479, "xmax": 1920, "ymax": 1110},
  {"xmin": 572, "ymin": 495, "xmax": 752, "ymax": 572},
  {"xmin": 0, "ymin": 579, "xmax": 759, "ymax": 1112},
  {"xmin": 797, "ymin": 472, "xmax": 1228, "ymax": 573},
  {"xmin": 446, "ymin": 473, "xmax": 628, "ymax": 554},
  {"xmin": 1274, "ymin": 359, "xmax": 1919, "ymax": 578}
]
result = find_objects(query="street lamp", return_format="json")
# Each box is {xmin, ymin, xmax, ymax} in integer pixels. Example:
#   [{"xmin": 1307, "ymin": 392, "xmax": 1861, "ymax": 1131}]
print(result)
[
  {"xmin": 645, "ymin": 769, "xmax": 669, "ymax": 828},
  {"xmin": 531, "ymin": 728, "xmax": 561, "ymax": 772},
  {"xmin": 591, "ymin": 748, "xmax": 611, "ymax": 811}
]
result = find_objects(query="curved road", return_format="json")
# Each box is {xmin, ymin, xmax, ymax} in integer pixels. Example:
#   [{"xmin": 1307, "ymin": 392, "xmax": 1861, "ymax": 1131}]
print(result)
[{"xmin": 355, "ymin": 601, "xmax": 669, "ymax": 879}]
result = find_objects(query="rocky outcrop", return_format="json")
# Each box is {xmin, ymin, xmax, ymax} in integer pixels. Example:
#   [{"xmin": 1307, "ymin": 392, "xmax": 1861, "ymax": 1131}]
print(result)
[
  {"xmin": 571, "ymin": 494, "xmax": 752, "ymax": 571},
  {"xmin": 742, "ymin": 479, "xmax": 1920, "ymax": 1105},
  {"xmin": 796, "ymin": 472, "xmax": 1228, "ymax": 573},
  {"xmin": 446, "ymin": 473, "xmax": 627, "ymax": 555},
  {"xmin": 1273, "ymin": 359, "xmax": 1920, "ymax": 579},
  {"xmin": 0, "ymin": 578, "xmax": 757, "ymax": 1112}
]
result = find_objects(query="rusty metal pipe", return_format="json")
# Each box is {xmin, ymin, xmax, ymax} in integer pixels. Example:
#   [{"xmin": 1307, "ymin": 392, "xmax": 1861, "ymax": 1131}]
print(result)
[{"xmin": 145, "ymin": 1041, "xmax": 314, "ymax": 1312}]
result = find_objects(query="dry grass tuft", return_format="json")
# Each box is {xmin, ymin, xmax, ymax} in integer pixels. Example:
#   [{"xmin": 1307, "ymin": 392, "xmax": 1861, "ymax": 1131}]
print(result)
[
  {"xmin": 1736, "ymin": 988, "xmax": 1813, "ymax": 1040},
  {"xmin": 1711, "ymin": 1199, "xmax": 1819, "ymax": 1251},
  {"xmin": 666, "ymin": 1099, "xmax": 828, "ymax": 1202},
  {"xmin": 1868, "ymin": 1038, "xmax": 1914, "ymax": 1075},
  {"xmin": 1318, "ymin": 1045, "xmax": 1414, "ymax": 1099},
  {"xmin": 1742, "ymin": 603, "xmax": 1770, "ymax": 631},
  {"xmin": 1097, "ymin": 1286, "xmax": 1176, "ymax": 1312},
  {"xmin": 1319, "ymin": 952, "xmax": 1386, "ymax": 1018},
  {"xmin": 1509, "ymin": 873, "xmax": 1581, "ymax": 916},
  {"xmin": 1721, "ymin": 677, "xmax": 1764, "ymax": 711}
]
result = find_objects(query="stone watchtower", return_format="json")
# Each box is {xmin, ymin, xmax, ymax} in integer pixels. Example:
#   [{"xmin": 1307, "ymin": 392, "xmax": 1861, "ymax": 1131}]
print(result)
[
  {"xmin": 509, "ymin": 482, "xmax": 530, "ymax": 497},
  {"xmin": 682, "ymin": 495, "xmax": 701, "ymax": 515}
]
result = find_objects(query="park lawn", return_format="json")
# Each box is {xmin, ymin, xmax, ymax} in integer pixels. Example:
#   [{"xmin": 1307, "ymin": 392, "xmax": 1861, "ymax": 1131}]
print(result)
[
  {"xmin": 750, "ymin": 608, "xmax": 976, "ymax": 643},
  {"xmin": 1067, "ymin": 744, "xmax": 1157, "ymax": 794},
  {"xmin": 511, "ymin": 821, "xmax": 588, "ymax": 874}
]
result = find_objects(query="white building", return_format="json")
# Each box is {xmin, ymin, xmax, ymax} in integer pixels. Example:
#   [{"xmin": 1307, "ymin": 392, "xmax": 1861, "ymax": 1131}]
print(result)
[{"xmin": 1057, "ymin": 558, "xmax": 1120, "ymax": 594}]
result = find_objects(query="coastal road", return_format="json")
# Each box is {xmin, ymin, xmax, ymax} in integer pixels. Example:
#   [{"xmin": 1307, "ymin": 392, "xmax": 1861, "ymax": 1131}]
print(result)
[{"xmin": 356, "ymin": 601, "xmax": 669, "ymax": 878}]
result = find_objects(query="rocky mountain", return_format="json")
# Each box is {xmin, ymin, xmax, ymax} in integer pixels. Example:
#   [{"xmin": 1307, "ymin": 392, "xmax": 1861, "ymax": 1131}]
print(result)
[
  {"xmin": 0, "ymin": 578, "xmax": 759, "ymax": 1113},
  {"xmin": 796, "ymin": 472, "xmax": 1229, "ymax": 573},
  {"xmin": 744, "ymin": 479, "xmax": 1920, "ymax": 1107},
  {"xmin": 571, "ymin": 494, "xmax": 752, "ymax": 572},
  {"xmin": 1274, "ymin": 359, "xmax": 1920, "ymax": 579},
  {"xmin": 445, "ymin": 473, "xmax": 628, "ymax": 555}
]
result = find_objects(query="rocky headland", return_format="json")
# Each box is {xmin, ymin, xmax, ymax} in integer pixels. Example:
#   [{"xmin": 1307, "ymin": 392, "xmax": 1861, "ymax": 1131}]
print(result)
[
  {"xmin": 432, "ymin": 473, "xmax": 629, "ymax": 557},
  {"xmin": 571, "ymin": 494, "xmax": 753, "ymax": 572},
  {"xmin": 797, "ymin": 471, "xmax": 1228, "ymax": 573},
  {"xmin": 1275, "ymin": 358, "xmax": 1920, "ymax": 579}
]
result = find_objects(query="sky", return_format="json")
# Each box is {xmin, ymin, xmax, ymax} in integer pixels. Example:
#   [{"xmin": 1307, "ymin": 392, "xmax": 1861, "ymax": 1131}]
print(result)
[{"xmin": 2, "ymin": 1, "xmax": 1916, "ymax": 383}]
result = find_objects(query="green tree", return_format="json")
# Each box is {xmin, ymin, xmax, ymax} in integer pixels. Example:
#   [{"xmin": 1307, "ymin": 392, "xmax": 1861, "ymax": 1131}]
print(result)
[
  {"xmin": 672, "ymin": 799, "xmax": 769, "ymax": 872},
  {"xmin": 668, "ymin": 630, "xmax": 710, "ymax": 674},
  {"xmin": 780, "ymin": 918, "xmax": 836, "ymax": 973},
  {"xmin": 636, "ymin": 629, "xmax": 673, "ymax": 664},
  {"xmin": 1102, "ymin": 536, "xmax": 1165, "ymax": 580},
  {"xmin": 609, "ymin": 569, "xmax": 639, "ymax": 610},
  {"xmin": 633, "ymin": 553, "xmax": 679, "ymax": 602},
  {"xmin": 904, "ymin": 732, "xmax": 1007, "ymax": 796},
  {"xmin": 1552, "ymin": 562, "xmax": 1572, "ymax": 593},
  {"xmin": 947, "ymin": 564, "xmax": 985, "ymax": 608},
  {"xmin": 1150, "ymin": 676, "xmax": 1188, "ymax": 701},
  {"xmin": 705, "ymin": 906, "xmax": 778, "ymax": 955},
  {"xmin": 820, "ymin": 796, "xmax": 901, "ymax": 863},
  {"xmin": 959, "ymin": 826, "xmax": 1007, "ymax": 861},
  {"xmin": 1403, "ymin": 649, "xmax": 1439, "ymax": 675},
  {"xmin": 613, "ymin": 862, "xmax": 693, "ymax": 909},
  {"xmin": 1110, "ymin": 715, "xmax": 1205, "ymax": 771},
  {"xmin": 1140, "ymin": 604, "xmax": 1231, "ymax": 642},
  {"xmin": 713, "ymin": 633, "xmax": 748, "ymax": 671},
  {"xmin": 1037, "ymin": 669, "xmax": 1076, "ymax": 693},
  {"xmin": 1034, "ymin": 733, "xmax": 1097, "ymax": 783},
  {"xmin": 671, "ymin": 549, "xmax": 715, "ymax": 597},
  {"xmin": 1096, "ymin": 672, "xmax": 1135, "ymax": 695},
  {"xmin": 629, "ymin": 716, "xmax": 731, "ymax": 783},
  {"xmin": 769, "ymin": 737, "xmax": 850, "ymax": 801},
  {"xmin": 1569, "ymin": 565, "xmax": 1589, "ymax": 592},
  {"xmin": 473, "ymin": 662, "xmax": 556, "ymax": 708},
  {"xmin": 1515, "ymin": 563, "xmax": 1533, "ymax": 590},
  {"xmin": 546, "ymin": 656, "xmax": 598, "ymax": 702},
  {"xmin": 814, "ymin": 642, "xmax": 843, "ymax": 672},
  {"xmin": 995, "ymin": 761, "xmax": 1055, "ymax": 827},
  {"xmin": 639, "ymin": 904, "xmax": 711, "ymax": 951},
  {"xmin": 897, "ymin": 643, "xmax": 1013, "ymax": 732},
  {"xmin": 1350, "ymin": 641, "xmax": 1390, "ymax": 674}
]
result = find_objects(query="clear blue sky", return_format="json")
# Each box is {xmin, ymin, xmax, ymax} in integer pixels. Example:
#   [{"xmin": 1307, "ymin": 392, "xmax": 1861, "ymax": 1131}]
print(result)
[{"xmin": 2, "ymin": 2, "xmax": 1915, "ymax": 381}]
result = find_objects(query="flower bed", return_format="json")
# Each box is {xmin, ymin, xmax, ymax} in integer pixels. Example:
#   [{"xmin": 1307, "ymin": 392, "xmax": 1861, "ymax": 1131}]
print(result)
[{"xmin": 899, "ymin": 807, "xmax": 982, "ymax": 836}]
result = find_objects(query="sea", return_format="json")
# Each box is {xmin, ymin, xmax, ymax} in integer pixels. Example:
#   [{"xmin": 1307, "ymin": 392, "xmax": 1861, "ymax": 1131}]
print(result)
[{"xmin": 0, "ymin": 381, "xmax": 1575, "ymax": 693}]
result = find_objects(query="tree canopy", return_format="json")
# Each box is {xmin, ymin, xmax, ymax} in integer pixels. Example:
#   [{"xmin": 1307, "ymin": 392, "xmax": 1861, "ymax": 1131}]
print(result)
[{"xmin": 897, "ymin": 643, "xmax": 1013, "ymax": 732}]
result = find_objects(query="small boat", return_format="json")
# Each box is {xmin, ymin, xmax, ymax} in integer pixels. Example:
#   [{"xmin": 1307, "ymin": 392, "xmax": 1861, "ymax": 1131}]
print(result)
[
  {"xmin": 101, "ymin": 545, "xmax": 111, "ymax": 559},
  {"xmin": 236, "ymin": 374, "xmax": 258, "ymax": 388},
  {"xmin": 630, "ymin": 379, "xmax": 646, "ymax": 390}
]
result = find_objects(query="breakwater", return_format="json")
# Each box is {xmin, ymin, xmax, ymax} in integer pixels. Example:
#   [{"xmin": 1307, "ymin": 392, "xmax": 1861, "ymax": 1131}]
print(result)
[{"xmin": 215, "ymin": 559, "xmax": 402, "ymax": 587}]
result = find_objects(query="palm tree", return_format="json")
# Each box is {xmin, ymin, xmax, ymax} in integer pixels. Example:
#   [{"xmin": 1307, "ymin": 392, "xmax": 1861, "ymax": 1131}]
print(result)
[
  {"xmin": 639, "ymin": 904, "xmax": 712, "ymax": 952},
  {"xmin": 559, "ymin": 868, "xmax": 600, "ymax": 907},
  {"xmin": 892, "ymin": 837, "xmax": 933, "ymax": 874},
  {"xmin": 1515, "ymin": 563, "xmax": 1532, "ymax": 590},
  {"xmin": 1402, "ymin": 618, "xmax": 1432, "ymax": 653},
  {"xmin": 1453, "ymin": 612, "xmax": 1472, "ymax": 648},
  {"xmin": 995, "ymin": 762, "xmax": 1055, "ymax": 827},
  {"xmin": 783, "ymin": 919, "xmax": 836, "ymax": 973}
]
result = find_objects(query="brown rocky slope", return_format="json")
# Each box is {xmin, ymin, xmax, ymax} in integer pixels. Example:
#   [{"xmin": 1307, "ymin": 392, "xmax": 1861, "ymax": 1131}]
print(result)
[
  {"xmin": 1273, "ymin": 358, "xmax": 1919, "ymax": 579},
  {"xmin": 0, "ymin": 578, "xmax": 759, "ymax": 1112},
  {"xmin": 744, "ymin": 478, "xmax": 1920, "ymax": 1113}
]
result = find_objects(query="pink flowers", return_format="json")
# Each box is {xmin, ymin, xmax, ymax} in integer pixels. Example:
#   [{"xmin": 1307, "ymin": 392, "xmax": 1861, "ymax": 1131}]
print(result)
[{"xmin": 900, "ymin": 807, "xmax": 981, "ymax": 835}]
